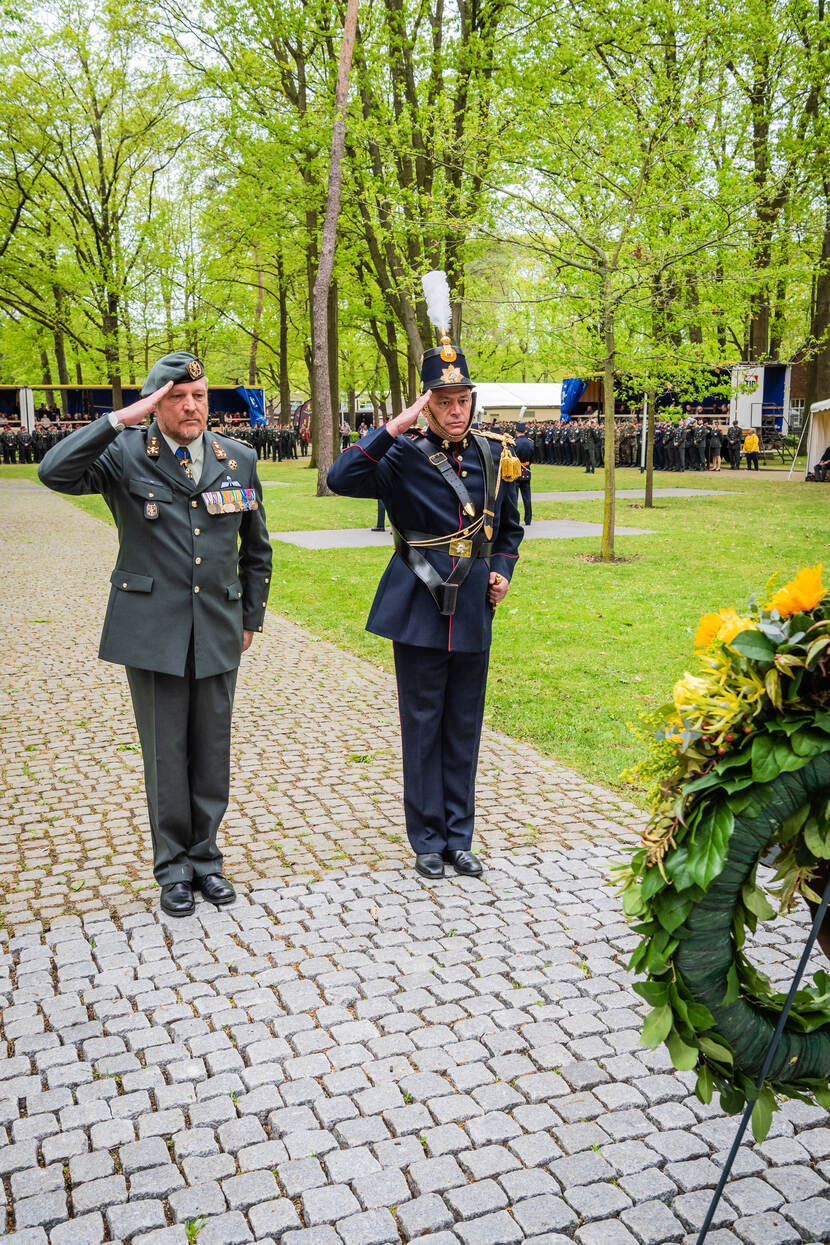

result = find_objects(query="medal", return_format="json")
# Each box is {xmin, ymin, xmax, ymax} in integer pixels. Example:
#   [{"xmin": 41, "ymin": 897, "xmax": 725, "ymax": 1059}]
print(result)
[{"xmin": 144, "ymin": 501, "xmax": 159, "ymax": 520}]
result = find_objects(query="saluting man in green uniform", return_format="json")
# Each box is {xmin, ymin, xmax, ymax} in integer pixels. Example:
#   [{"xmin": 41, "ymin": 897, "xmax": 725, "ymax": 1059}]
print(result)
[{"xmin": 39, "ymin": 352, "xmax": 273, "ymax": 917}]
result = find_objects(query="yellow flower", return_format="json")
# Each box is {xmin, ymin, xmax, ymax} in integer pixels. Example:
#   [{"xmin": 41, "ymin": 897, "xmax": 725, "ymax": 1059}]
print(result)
[
  {"xmin": 693, "ymin": 608, "xmax": 757, "ymax": 650},
  {"xmin": 766, "ymin": 564, "xmax": 825, "ymax": 619},
  {"xmin": 694, "ymin": 613, "xmax": 723, "ymax": 649}
]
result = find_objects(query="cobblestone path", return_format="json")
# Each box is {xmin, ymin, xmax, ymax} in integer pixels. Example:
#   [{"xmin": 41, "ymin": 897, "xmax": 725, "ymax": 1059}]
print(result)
[{"xmin": 0, "ymin": 484, "xmax": 828, "ymax": 1245}]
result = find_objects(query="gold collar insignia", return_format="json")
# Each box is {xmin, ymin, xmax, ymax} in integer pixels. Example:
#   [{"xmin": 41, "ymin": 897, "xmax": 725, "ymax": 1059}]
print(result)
[
  {"xmin": 212, "ymin": 439, "xmax": 227, "ymax": 461},
  {"xmin": 146, "ymin": 435, "xmax": 160, "ymax": 458}
]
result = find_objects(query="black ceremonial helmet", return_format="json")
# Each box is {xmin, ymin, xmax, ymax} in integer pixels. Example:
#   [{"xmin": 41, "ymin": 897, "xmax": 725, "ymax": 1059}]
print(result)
[{"xmin": 419, "ymin": 342, "xmax": 476, "ymax": 441}]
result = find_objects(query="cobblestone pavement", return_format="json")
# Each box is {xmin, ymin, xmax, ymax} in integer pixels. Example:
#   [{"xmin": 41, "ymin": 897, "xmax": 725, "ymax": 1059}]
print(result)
[{"xmin": 1, "ymin": 485, "xmax": 829, "ymax": 1245}]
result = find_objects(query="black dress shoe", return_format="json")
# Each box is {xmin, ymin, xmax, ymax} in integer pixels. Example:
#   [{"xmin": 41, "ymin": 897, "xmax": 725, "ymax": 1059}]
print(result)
[
  {"xmin": 370, "ymin": 526, "xmax": 386, "ymax": 532},
  {"xmin": 160, "ymin": 881, "xmax": 195, "ymax": 917},
  {"xmin": 415, "ymin": 853, "xmax": 444, "ymax": 879},
  {"xmin": 443, "ymin": 849, "xmax": 483, "ymax": 876},
  {"xmin": 197, "ymin": 874, "xmax": 236, "ymax": 905}
]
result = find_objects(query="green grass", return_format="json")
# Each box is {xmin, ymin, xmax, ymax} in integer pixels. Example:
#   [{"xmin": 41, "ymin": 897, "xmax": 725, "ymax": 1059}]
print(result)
[{"xmin": 11, "ymin": 457, "xmax": 827, "ymax": 793}]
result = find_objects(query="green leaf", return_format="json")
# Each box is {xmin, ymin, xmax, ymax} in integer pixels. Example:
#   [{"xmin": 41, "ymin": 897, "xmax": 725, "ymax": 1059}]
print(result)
[
  {"xmin": 804, "ymin": 818, "xmax": 830, "ymax": 860},
  {"xmin": 722, "ymin": 962, "xmax": 740, "ymax": 1006},
  {"xmin": 640, "ymin": 1004, "xmax": 673, "ymax": 1048},
  {"xmin": 687, "ymin": 804, "xmax": 734, "ymax": 889},
  {"xmin": 665, "ymin": 845, "xmax": 696, "ymax": 891},
  {"xmin": 730, "ymin": 629, "xmax": 776, "ymax": 662},
  {"xmin": 695, "ymin": 1063, "xmax": 714, "ymax": 1104},
  {"xmin": 790, "ymin": 730, "xmax": 830, "ymax": 758},
  {"xmin": 751, "ymin": 1087, "xmax": 775, "ymax": 1143},
  {"xmin": 780, "ymin": 803, "xmax": 810, "ymax": 840},
  {"xmin": 741, "ymin": 881, "xmax": 776, "ymax": 921},
  {"xmin": 632, "ymin": 980, "xmax": 668, "ymax": 1008},
  {"xmin": 640, "ymin": 867, "xmax": 666, "ymax": 901},
  {"xmin": 69, "ymin": 880, "xmax": 85, "ymax": 892},
  {"xmin": 751, "ymin": 734, "xmax": 779, "ymax": 782},
  {"xmin": 622, "ymin": 884, "xmax": 647, "ymax": 917},
  {"xmin": 685, "ymin": 999, "xmax": 717, "ymax": 1031},
  {"xmin": 667, "ymin": 1028, "xmax": 699, "ymax": 1071},
  {"xmin": 653, "ymin": 887, "xmax": 694, "ymax": 934},
  {"xmin": 811, "ymin": 1083, "xmax": 830, "ymax": 1110},
  {"xmin": 698, "ymin": 1035, "xmax": 734, "ymax": 1065}
]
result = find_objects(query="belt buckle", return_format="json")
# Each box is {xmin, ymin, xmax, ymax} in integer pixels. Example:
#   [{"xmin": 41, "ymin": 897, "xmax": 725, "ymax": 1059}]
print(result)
[
  {"xmin": 449, "ymin": 537, "xmax": 473, "ymax": 558},
  {"xmin": 429, "ymin": 452, "xmax": 447, "ymax": 465}
]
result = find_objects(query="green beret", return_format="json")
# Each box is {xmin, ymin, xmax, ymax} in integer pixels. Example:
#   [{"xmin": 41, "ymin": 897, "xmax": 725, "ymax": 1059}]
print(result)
[{"xmin": 141, "ymin": 351, "xmax": 206, "ymax": 396}]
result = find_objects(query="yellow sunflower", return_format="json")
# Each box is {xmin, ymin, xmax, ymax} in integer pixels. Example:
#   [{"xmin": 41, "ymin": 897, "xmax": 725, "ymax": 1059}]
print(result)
[{"xmin": 766, "ymin": 564, "xmax": 825, "ymax": 619}]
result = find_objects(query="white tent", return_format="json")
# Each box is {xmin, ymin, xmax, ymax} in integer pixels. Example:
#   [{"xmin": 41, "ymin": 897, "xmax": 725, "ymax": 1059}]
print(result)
[
  {"xmin": 474, "ymin": 381, "xmax": 562, "ymax": 421},
  {"xmin": 805, "ymin": 398, "xmax": 830, "ymax": 478}
]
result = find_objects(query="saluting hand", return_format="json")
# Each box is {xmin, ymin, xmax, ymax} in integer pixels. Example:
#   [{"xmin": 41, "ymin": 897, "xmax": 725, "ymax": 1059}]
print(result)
[
  {"xmin": 113, "ymin": 382, "xmax": 174, "ymax": 427},
  {"xmin": 386, "ymin": 390, "xmax": 432, "ymax": 438}
]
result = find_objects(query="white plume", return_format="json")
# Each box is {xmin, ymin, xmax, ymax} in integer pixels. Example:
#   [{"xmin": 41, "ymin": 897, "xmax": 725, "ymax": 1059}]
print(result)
[{"xmin": 421, "ymin": 269, "xmax": 452, "ymax": 334}]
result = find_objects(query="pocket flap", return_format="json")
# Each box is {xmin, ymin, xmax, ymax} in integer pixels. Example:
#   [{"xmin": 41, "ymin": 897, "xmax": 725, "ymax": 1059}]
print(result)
[
  {"xmin": 128, "ymin": 479, "xmax": 173, "ymax": 503},
  {"xmin": 111, "ymin": 569, "xmax": 154, "ymax": 593},
  {"xmin": 225, "ymin": 581, "xmax": 243, "ymax": 600}
]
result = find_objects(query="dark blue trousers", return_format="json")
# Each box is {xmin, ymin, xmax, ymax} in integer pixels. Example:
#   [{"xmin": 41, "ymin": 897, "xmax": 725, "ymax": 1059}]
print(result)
[
  {"xmin": 393, "ymin": 642, "xmax": 490, "ymax": 854},
  {"xmin": 518, "ymin": 479, "xmax": 532, "ymax": 523}
]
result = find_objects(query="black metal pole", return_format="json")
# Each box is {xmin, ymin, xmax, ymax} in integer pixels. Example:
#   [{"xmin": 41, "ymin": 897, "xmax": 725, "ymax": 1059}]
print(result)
[{"xmin": 695, "ymin": 872, "xmax": 830, "ymax": 1245}]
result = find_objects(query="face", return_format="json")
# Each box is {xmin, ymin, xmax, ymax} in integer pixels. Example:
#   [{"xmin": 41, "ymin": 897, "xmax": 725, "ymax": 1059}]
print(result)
[
  {"xmin": 155, "ymin": 379, "xmax": 209, "ymax": 444},
  {"xmin": 428, "ymin": 386, "xmax": 472, "ymax": 438}
]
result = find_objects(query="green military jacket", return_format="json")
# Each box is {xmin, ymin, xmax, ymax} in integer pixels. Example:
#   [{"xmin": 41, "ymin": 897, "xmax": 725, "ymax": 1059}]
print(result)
[{"xmin": 39, "ymin": 417, "xmax": 273, "ymax": 678}]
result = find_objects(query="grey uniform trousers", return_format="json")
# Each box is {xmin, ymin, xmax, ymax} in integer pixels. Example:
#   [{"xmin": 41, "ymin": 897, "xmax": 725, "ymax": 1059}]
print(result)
[{"xmin": 125, "ymin": 646, "xmax": 238, "ymax": 886}]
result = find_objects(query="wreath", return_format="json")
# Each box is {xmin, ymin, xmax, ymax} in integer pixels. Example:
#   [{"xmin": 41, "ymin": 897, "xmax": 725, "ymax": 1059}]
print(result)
[{"xmin": 616, "ymin": 564, "xmax": 830, "ymax": 1140}]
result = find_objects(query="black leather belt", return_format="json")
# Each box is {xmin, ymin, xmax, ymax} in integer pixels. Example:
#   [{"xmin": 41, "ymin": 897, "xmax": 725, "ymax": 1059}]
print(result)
[{"xmin": 391, "ymin": 526, "xmax": 491, "ymax": 616}]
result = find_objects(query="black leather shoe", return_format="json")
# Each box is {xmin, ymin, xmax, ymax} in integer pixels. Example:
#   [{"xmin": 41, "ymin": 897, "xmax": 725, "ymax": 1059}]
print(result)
[
  {"xmin": 443, "ymin": 849, "xmax": 483, "ymax": 876},
  {"xmin": 415, "ymin": 853, "xmax": 444, "ymax": 879},
  {"xmin": 160, "ymin": 881, "xmax": 195, "ymax": 917},
  {"xmin": 370, "ymin": 526, "xmax": 386, "ymax": 532},
  {"xmin": 197, "ymin": 874, "xmax": 236, "ymax": 905}
]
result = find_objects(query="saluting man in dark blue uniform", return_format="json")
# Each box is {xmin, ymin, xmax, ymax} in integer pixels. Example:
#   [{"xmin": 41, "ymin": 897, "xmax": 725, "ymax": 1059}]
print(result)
[{"xmin": 327, "ymin": 321, "xmax": 523, "ymax": 880}]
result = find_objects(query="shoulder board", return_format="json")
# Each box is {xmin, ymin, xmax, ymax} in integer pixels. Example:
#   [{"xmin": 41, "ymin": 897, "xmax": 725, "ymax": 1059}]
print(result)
[{"xmin": 476, "ymin": 428, "xmax": 516, "ymax": 447}]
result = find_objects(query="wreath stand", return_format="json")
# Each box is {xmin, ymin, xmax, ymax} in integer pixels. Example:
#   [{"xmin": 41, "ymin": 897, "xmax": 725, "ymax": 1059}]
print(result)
[{"xmin": 695, "ymin": 871, "xmax": 830, "ymax": 1244}]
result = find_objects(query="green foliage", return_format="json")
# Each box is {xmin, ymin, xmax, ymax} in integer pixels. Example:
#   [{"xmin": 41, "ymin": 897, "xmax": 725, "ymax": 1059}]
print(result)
[{"xmin": 617, "ymin": 564, "xmax": 830, "ymax": 1136}]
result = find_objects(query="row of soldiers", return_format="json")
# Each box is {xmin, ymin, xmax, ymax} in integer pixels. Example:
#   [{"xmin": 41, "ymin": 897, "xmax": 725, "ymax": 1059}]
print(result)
[
  {"xmin": 224, "ymin": 423, "xmax": 310, "ymax": 461},
  {"xmin": 515, "ymin": 414, "xmax": 746, "ymax": 471},
  {"xmin": 1, "ymin": 421, "xmax": 82, "ymax": 463}
]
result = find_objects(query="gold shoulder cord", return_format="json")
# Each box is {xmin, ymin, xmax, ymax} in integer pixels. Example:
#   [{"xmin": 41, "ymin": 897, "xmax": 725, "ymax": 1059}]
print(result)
[{"xmin": 475, "ymin": 429, "xmax": 522, "ymax": 493}]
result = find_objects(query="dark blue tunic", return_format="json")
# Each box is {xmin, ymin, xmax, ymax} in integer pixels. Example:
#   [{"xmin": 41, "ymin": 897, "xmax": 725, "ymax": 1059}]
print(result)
[{"xmin": 327, "ymin": 424, "xmax": 523, "ymax": 652}]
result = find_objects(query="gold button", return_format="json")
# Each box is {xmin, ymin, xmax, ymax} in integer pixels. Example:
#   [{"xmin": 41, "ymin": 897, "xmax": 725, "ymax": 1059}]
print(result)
[
  {"xmin": 265, "ymin": 576, "xmax": 270, "ymax": 583},
  {"xmin": 258, "ymin": 626, "xmax": 262, "ymax": 632},
  {"xmin": 461, "ymin": 471, "xmax": 468, "ymax": 478},
  {"xmin": 194, "ymin": 586, "xmax": 200, "ymax": 594},
  {"xmin": 194, "ymin": 528, "xmax": 200, "ymax": 535},
  {"xmin": 457, "ymin": 454, "xmax": 463, "ymax": 461},
  {"xmin": 262, "ymin": 601, "xmax": 266, "ymax": 606},
  {"xmin": 191, "ymin": 500, "xmax": 198, "ymax": 508},
  {"xmin": 195, "ymin": 557, "xmax": 202, "ymax": 565},
  {"xmin": 121, "ymin": 582, "xmax": 127, "ymax": 589},
  {"xmin": 148, "ymin": 492, "xmax": 154, "ymax": 498}
]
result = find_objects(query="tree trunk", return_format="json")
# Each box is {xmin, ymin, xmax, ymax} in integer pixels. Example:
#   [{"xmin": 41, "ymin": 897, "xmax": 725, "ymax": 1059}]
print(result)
[
  {"xmin": 601, "ymin": 272, "xmax": 616, "ymax": 562},
  {"xmin": 249, "ymin": 246, "xmax": 264, "ymax": 386},
  {"xmin": 277, "ymin": 250, "xmax": 291, "ymax": 425},
  {"xmin": 40, "ymin": 351, "xmax": 55, "ymax": 410},
  {"xmin": 103, "ymin": 291, "xmax": 122, "ymax": 409},
  {"xmin": 805, "ymin": 190, "xmax": 830, "ymax": 422},
  {"xmin": 313, "ymin": 0, "xmax": 360, "ymax": 496},
  {"xmin": 328, "ymin": 278, "xmax": 340, "ymax": 458},
  {"xmin": 644, "ymin": 385, "xmax": 655, "ymax": 508}
]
